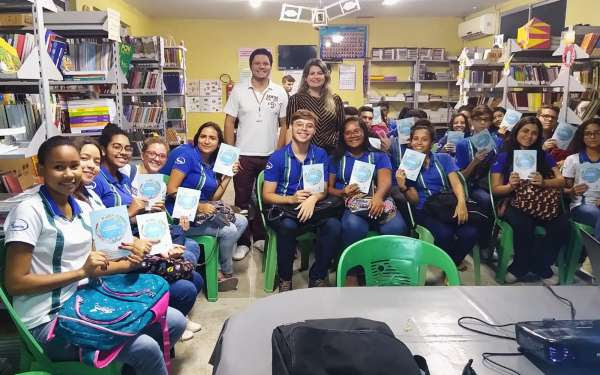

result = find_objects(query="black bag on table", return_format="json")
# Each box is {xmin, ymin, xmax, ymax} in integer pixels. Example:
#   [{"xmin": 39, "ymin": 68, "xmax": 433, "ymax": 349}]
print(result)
[{"xmin": 272, "ymin": 317, "xmax": 429, "ymax": 375}]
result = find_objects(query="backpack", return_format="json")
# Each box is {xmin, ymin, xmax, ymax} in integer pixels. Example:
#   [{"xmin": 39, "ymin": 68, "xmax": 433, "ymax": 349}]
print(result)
[{"xmin": 48, "ymin": 273, "xmax": 171, "ymax": 371}]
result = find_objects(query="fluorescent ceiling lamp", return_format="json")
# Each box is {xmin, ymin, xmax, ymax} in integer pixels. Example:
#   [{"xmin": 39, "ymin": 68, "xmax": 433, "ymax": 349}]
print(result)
[
  {"xmin": 280, "ymin": 3, "xmax": 315, "ymax": 23},
  {"xmin": 249, "ymin": 0, "xmax": 262, "ymax": 8},
  {"xmin": 382, "ymin": 0, "xmax": 400, "ymax": 5}
]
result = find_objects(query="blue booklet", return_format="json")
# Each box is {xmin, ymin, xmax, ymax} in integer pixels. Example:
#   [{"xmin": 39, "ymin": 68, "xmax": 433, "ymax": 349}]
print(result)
[
  {"xmin": 90, "ymin": 205, "xmax": 133, "ymax": 260},
  {"xmin": 302, "ymin": 163, "xmax": 325, "ymax": 193},
  {"xmin": 513, "ymin": 150, "xmax": 537, "ymax": 179},
  {"xmin": 136, "ymin": 212, "xmax": 173, "ymax": 255},
  {"xmin": 500, "ymin": 109, "xmax": 522, "ymax": 131},
  {"xmin": 471, "ymin": 129, "xmax": 495, "ymax": 153},
  {"xmin": 552, "ymin": 122, "xmax": 577, "ymax": 150},
  {"xmin": 133, "ymin": 174, "xmax": 166, "ymax": 210},
  {"xmin": 399, "ymin": 148, "xmax": 426, "ymax": 181},
  {"xmin": 446, "ymin": 131, "xmax": 465, "ymax": 145},
  {"xmin": 349, "ymin": 160, "xmax": 375, "ymax": 194},
  {"xmin": 397, "ymin": 117, "xmax": 415, "ymax": 145},
  {"xmin": 213, "ymin": 143, "xmax": 240, "ymax": 177},
  {"xmin": 580, "ymin": 162, "xmax": 600, "ymax": 194},
  {"xmin": 172, "ymin": 187, "xmax": 201, "ymax": 220}
]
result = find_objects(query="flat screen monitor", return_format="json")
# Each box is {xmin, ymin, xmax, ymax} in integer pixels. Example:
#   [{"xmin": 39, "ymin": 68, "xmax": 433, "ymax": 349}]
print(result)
[{"xmin": 278, "ymin": 45, "xmax": 317, "ymax": 70}]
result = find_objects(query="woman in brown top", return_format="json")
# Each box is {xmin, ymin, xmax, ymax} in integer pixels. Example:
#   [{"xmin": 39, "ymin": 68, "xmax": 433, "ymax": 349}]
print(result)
[{"xmin": 286, "ymin": 58, "xmax": 344, "ymax": 153}]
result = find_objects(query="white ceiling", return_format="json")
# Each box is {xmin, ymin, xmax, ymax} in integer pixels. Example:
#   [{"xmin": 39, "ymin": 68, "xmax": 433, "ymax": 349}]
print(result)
[{"xmin": 123, "ymin": 0, "xmax": 507, "ymax": 19}]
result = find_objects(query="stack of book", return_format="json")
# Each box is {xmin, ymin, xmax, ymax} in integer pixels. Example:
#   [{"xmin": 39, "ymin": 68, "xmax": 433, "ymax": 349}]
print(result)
[
  {"xmin": 67, "ymin": 99, "xmax": 115, "ymax": 134},
  {"xmin": 124, "ymin": 104, "xmax": 163, "ymax": 127},
  {"xmin": 467, "ymin": 96, "xmax": 502, "ymax": 108},
  {"xmin": 509, "ymin": 64, "xmax": 560, "ymax": 86},
  {"xmin": 164, "ymin": 48, "xmax": 184, "ymax": 68},
  {"xmin": 571, "ymin": 63, "xmax": 600, "ymax": 121},
  {"xmin": 508, "ymin": 92, "xmax": 561, "ymax": 112},
  {"xmin": 127, "ymin": 69, "xmax": 161, "ymax": 90},
  {"xmin": 1, "ymin": 30, "xmax": 66, "ymax": 70},
  {"xmin": 64, "ymin": 38, "xmax": 112, "ymax": 73},
  {"xmin": 125, "ymin": 36, "xmax": 162, "ymax": 61},
  {"xmin": 466, "ymin": 69, "xmax": 501, "ymax": 87},
  {"xmin": 580, "ymin": 33, "xmax": 600, "ymax": 57},
  {"xmin": 0, "ymin": 99, "xmax": 41, "ymax": 141}
]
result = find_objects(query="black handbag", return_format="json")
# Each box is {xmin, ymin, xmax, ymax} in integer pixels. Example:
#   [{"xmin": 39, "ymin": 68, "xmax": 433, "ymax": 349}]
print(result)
[
  {"xmin": 272, "ymin": 318, "xmax": 428, "ymax": 375},
  {"xmin": 424, "ymin": 191, "xmax": 488, "ymax": 225},
  {"xmin": 265, "ymin": 195, "xmax": 344, "ymax": 225}
]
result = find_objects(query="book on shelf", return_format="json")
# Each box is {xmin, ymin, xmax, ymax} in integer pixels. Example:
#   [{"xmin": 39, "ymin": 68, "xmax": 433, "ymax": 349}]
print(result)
[
  {"xmin": 126, "ymin": 69, "xmax": 161, "ymax": 90},
  {"xmin": 466, "ymin": 70, "xmax": 501, "ymax": 87},
  {"xmin": 164, "ymin": 48, "xmax": 184, "ymax": 68},
  {"xmin": 0, "ymin": 99, "xmax": 42, "ymax": 141},
  {"xmin": 67, "ymin": 99, "xmax": 116, "ymax": 134},
  {"xmin": 507, "ymin": 92, "xmax": 561, "ymax": 112},
  {"xmin": 166, "ymin": 107, "xmax": 184, "ymax": 120},
  {"xmin": 0, "ymin": 172, "xmax": 22, "ymax": 193},
  {"xmin": 124, "ymin": 104, "xmax": 163, "ymax": 127},
  {"xmin": 580, "ymin": 33, "xmax": 600, "ymax": 57},
  {"xmin": 467, "ymin": 96, "xmax": 503, "ymax": 108},
  {"xmin": 163, "ymin": 72, "xmax": 184, "ymax": 94},
  {"xmin": 63, "ymin": 38, "xmax": 113, "ymax": 74},
  {"xmin": 125, "ymin": 36, "xmax": 163, "ymax": 61},
  {"xmin": 509, "ymin": 64, "xmax": 560, "ymax": 86}
]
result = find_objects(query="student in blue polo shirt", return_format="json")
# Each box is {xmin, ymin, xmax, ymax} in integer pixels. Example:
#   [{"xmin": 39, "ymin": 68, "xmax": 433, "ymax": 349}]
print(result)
[
  {"xmin": 162, "ymin": 122, "xmax": 248, "ymax": 292},
  {"xmin": 396, "ymin": 120, "xmax": 478, "ymax": 269},
  {"xmin": 491, "ymin": 117, "xmax": 568, "ymax": 284},
  {"xmin": 329, "ymin": 117, "xmax": 408, "ymax": 251},
  {"xmin": 263, "ymin": 109, "xmax": 341, "ymax": 292},
  {"xmin": 455, "ymin": 105, "xmax": 501, "ymax": 251},
  {"xmin": 563, "ymin": 119, "xmax": 600, "ymax": 240},
  {"xmin": 3, "ymin": 136, "xmax": 185, "ymax": 375}
]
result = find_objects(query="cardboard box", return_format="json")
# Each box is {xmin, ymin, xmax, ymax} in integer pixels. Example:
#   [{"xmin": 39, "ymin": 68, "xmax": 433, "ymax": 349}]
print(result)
[
  {"xmin": 0, "ymin": 157, "xmax": 37, "ymax": 191},
  {"xmin": 0, "ymin": 14, "xmax": 33, "ymax": 27},
  {"xmin": 517, "ymin": 18, "xmax": 551, "ymax": 49}
]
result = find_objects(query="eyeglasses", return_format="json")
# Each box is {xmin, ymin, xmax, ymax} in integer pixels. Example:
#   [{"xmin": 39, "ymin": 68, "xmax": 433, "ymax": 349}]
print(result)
[
  {"xmin": 144, "ymin": 151, "xmax": 167, "ymax": 160},
  {"xmin": 584, "ymin": 131, "xmax": 600, "ymax": 138},
  {"xmin": 344, "ymin": 129, "xmax": 363, "ymax": 137},
  {"xmin": 473, "ymin": 116, "xmax": 492, "ymax": 122},
  {"xmin": 110, "ymin": 143, "xmax": 133, "ymax": 153},
  {"xmin": 539, "ymin": 114, "xmax": 557, "ymax": 120}
]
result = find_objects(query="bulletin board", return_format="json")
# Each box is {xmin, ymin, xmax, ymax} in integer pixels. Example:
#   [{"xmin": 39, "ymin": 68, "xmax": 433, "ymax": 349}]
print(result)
[{"xmin": 319, "ymin": 25, "xmax": 368, "ymax": 60}]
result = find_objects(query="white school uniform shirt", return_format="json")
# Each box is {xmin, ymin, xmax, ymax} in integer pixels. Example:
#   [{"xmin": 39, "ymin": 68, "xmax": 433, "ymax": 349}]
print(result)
[
  {"xmin": 3, "ymin": 186, "xmax": 92, "ymax": 329},
  {"xmin": 562, "ymin": 153, "xmax": 600, "ymax": 209},
  {"xmin": 223, "ymin": 80, "xmax": 288, "ymax": 156}
]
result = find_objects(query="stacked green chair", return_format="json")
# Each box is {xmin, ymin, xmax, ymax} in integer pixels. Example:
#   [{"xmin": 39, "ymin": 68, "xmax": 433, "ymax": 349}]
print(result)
[
  {"xmin": 163, "ymin": 175, "xmax": 219, "ymax": 301},
  {"xmin": 0, "ymin": 241, "xmax": 123, "ymax": 374},
  {"xmin": 487, "ymin": 172, "xmax": 580, "ymax": 284},
  {"xmin": 336, "ymin": 235, "xmax": 461, "ymax": 286}
]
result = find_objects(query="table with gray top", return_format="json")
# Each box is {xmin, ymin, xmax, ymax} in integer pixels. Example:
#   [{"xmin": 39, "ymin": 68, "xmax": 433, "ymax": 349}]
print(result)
[{"xmin": 210, "ymin": 286, "xmax": 600, "ymax": 375}]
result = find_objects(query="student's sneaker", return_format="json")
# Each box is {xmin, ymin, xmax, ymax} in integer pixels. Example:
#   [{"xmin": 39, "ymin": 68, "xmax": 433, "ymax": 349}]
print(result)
[
  {"xmin": 308, "ymin": 278, "xmax": 329, "ymax": 288},
  {"xmin": 504, "ymin": 272, "xmax": 519, "ymax": 284},
  {"xmin": 278, "ymin": 280, "xmax": 292, "ymax": 292},
  {"xmin": 180, "ymin": 329, "xmax": 194, "ymax": 342},
  {"xmin": 232, "ymin": 245, "xmax": 251, "ymax": 260},
  {"xmin": 542, "ymin": 273, "xmax": 560, "ymax": 286},
  {"xmin": 186, "ymin": 320, "xmax": 202, "ymax": 333},
  {"xmin": 253, "ymin": 240, "xmax": 265, "ymax": 253}
]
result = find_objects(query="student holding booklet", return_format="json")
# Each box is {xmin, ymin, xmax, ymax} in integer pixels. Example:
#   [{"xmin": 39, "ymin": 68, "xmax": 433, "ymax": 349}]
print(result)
[
  {"xmin": 3, "ymin": 136, "xmax": 185, "ymax": 374},
  {"xmin": 563, "ymin": 119, "xmax": 600, "ymax": 240},
  {"xmin": 72, "ymin": 137, "xmax": 204, "ymax": 342},
  {"xmin": 436, "ymin": 113, "xmax": 470, "ymax": 155},
  {"xmin": 396, "ymin": 120, "xmax": 478, "ymax": 272},
  {"xmin": 161, "ymin": 122, "xmax": 248, "ymax": 291},
  {"xmin": 263, "ymin": 109, "xmax": 341, "ymax": 292},
  {"xmin": 491, "ymin": 117, "xmax": 568, "ymax": 284},
  {"xmin": 329, "ymin": 117, "xmax": 408, "ymax": 252}
]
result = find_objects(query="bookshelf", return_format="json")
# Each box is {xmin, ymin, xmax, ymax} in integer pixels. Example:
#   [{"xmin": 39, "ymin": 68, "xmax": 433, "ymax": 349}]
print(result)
[
  {"xmin": 163, "ymin": 44, "xmax": 187, "ymax": 145},
  {"xmin": 367, "ymin": 47, "xmax": 459, "ymax": 125},
  {"xmin": 0, "ymin": 7, "xmax": 124, "ymax": 159}
]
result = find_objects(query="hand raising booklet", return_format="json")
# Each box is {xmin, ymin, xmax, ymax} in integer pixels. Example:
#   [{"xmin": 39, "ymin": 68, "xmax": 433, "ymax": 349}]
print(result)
[
  {"xmin": 500, "ymin": 109, "xmax": 522, "ymax": 131},
  {"xmin": 349, "ymin": 160, "xmax": 375, "ymax": 194},
  {"xmin": 213, "ymin": 143, "xmax": 240, "ymax": 176},
  {"xmin": 399, "ymin": 148, "xmax": 426, "ymax": 181},
  {"xmin": 471, "ymin": 129, "xmax": 495, "ymax": 153},
  {"xmin": 513, "ymin": 150, "xmax": 537, "ymax": 179},
  {"xmin": 136, "ymin": 212, "xmax": 172, "ymax": 255},
  {"xmin": 172, "ymin": 187, "xmax": 201, "ymax": 220},
  {"xmin": 552, "ymin": 122, "xmax": 577, "ymax": 150},
  {"xmin": 90, "ymin": 205, "xmax": 134, "ymax": 260},
  {"xmin": 302, "ymin": 163, "xmax": 325, "ymax": 193},
  {"xmin": 397, "ymin": 117, "xmax": 415, "ymax": 145},
  {"xmin": 133, "ymin": 174, "xmax": 166, "ymax": 210},
  {"xmin": 446, "ymin": 131, "xmax": 465, "ymax": 146}
]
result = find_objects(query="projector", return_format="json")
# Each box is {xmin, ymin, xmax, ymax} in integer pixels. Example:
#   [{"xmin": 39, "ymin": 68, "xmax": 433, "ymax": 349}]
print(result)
[{"xmin": 516, "ymin": 319, "xmax": 600, "ymax": 366}]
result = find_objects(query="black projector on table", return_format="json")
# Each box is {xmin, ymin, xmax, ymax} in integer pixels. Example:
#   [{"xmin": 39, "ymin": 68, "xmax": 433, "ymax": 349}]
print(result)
[{"xmin": 516, "ymin": 319, "xmax": 600, "ymax": 366}]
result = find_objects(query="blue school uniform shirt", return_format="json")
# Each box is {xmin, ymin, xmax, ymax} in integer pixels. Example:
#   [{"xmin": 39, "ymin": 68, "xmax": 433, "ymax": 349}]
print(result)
[
  {"xmin": 160, "ymin": 143, "xmax": 219, "ymax": 213},
  {"xmin": 90, "ymin": 165, "xmax": 133, "ymax": 208},
  {"xmin": 407, "ymin": 153, "xmax": 459, "ymax": 210},
  {"xmin": 491, "ymin": 151, "xmax": 556, "ymax": 183},
  {"xmin": 455, "ymin": 134, "xmax": 503, "ymax": 170},
  {"xmin": 264, "ymin": 143, "xmax": 329, "ymax": 196},
  {"xmin": 389, "ymin": 139, "xmax": 408, "ymax": 186},
  {"xmin": 329, "ymin": 150, "xmax": 392, "ymax": 190}
]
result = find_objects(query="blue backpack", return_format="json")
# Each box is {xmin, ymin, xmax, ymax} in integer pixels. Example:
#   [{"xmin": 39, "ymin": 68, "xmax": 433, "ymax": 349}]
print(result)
[{"xmin": 48, "ymin": 273, "xmax": 171, "ymax": 371}]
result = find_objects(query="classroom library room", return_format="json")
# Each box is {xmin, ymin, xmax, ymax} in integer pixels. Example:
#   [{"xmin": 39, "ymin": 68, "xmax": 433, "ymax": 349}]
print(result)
[{"xmin": 2, "ymin": 0, "xmax": 600, "ymax": 374}]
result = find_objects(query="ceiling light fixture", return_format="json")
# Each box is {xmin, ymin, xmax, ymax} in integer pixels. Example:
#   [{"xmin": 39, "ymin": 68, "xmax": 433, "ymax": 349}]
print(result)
[
  {"xmin": 280, "ymin": 1, "xmax": 360, "ymax": 25},
  {"xmin": 249, "ymin": 0, "xmax": 262, "ymax": 9},
  {"xmin": 382, "ymin": 0, "xmax": 400, "ymax": 5}
]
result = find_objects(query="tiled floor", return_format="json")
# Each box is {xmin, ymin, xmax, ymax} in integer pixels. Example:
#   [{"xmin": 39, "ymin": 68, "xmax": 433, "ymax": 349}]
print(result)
[{"xmin": 170, "ymin": 186, "xmax": 589, "ymax": 374}]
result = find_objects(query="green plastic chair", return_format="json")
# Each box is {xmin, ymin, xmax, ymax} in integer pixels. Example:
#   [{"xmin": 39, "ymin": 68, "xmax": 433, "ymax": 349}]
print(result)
[
  {"xmin": 562, "ymin": 221, "xmax": 594, "ymax": 284},
  {"xmin": 256, "ymin": 171, "xmax": 317, "ymax": 292},
  {"xmin": 163, "ymin": 175, "xmax": 220, "ymax": 302},
  {"xmin": 336, "ymin": 235, "xmax": 461, "ymax": 286},
  {"xmin": 0, "ymin": 241, "xmax": 123, "ymax": 375},
  {"xmin": 487, "ymin": 172, "xmax": 579, "ymax": 284}
]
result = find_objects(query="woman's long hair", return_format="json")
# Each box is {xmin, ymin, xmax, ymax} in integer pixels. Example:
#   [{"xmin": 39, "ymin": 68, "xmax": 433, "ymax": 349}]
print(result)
[
  {"xmin": 567, "ymin": 118, "xmax": 600, "ymax": 155},
  {"xmin": 193, "ymin": 122, "xmax": 224, "ymax": 165},
  {"xmin": 332, "ymin": 117, "xmax": 377, "ymax": 162},
  {"xmin": 448, "ymin": 113, "xmax": 471, "ymax": 137},
  {"xmin": 502, "ymin": 116, "xmax": 553, "ymax": 178},
  {"xmin": 297, "ymin": 58, "xmax": 336, "ymax": 113}
]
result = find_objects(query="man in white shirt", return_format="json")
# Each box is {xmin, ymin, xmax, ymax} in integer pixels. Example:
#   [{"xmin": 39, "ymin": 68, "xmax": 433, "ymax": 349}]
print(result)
[{"xmin": 224, "ymin": 48, "xmax": 288, "ymax": 259}]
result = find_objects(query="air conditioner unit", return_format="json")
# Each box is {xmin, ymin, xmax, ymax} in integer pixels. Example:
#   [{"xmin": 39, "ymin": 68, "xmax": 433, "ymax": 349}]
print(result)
[{"xmin": 458, "ymin": 13, "xmax": 496, "ymax": 40}]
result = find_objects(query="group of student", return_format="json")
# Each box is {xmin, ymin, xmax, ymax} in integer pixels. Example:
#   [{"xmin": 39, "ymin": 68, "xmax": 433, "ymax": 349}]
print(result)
[{"xmin": 3, "ymin": 47, "xmax": 600, "ymax": 374}]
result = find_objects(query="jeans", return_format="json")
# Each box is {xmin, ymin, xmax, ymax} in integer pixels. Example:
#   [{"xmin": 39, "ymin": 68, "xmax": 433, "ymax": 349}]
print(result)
[
  {"xmin": 504, "ymin": 206, "xmax": 570, "ymax": 278},
  {"xmin": 169, "ymin": 271, "xmax": 203, "ymax": 316},
  {"xmin": 30, "ymin": 307, "xmax": 186, "ymax": 375},
  {"xmin": 341, "ymin": 209, "xmax": 408, "ymax": 249},
  {"xmin": 183, "ymin": 238, "xmax": 202, "ymax": 264},
  {"xmin": 184, "ymin": 213, "xmax": 248, "ymax": 274},
  {"xmin": 234, "ymin": 155, "xmax": 269, "ymax": 246},
  {"xmin": 270, "ymin": 217, "xmax": 341, "ymax": 281},
  {"xmin": 571, "ymin": 204, "xmax": 600, "ymax": 240},
  {"xmin": 414, "ymin": 209, "xmax": 478, "ymax": 264},
  {"xmin": 469, "ymin": 187, "xmax": 494, "ymax": 248}
]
